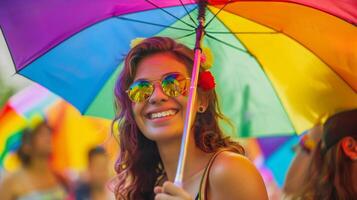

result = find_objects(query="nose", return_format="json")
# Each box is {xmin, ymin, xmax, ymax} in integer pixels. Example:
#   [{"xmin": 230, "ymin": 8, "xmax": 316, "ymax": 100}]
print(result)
[{"xmin": 148, "ymin": 82, "xmax": 169, "ymax": 104}]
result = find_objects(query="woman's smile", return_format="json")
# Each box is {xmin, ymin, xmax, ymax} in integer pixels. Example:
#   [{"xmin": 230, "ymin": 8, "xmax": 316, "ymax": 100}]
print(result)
[{"xmin": 146, "ymin": 109, "xmax": 178, "ymax": 120}]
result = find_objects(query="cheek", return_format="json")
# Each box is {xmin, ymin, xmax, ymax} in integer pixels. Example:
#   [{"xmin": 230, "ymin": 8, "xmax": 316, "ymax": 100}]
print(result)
[
  {"xmin": 131, "ymin": 102, "xmax": 144, "ymax": 122},
  {"xmin": 177, "ymin": 96, "xmax": 189, "ymax": 110},
  {"xmin": 131, "ymin": 102, "xmax": 138, "ymax": 116}
]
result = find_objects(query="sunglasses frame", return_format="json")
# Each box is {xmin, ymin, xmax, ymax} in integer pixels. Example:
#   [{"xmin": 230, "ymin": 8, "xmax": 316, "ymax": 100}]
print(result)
[{"xmin": 126, "ymin": 72, "xmax": 190, "ymax": 103}]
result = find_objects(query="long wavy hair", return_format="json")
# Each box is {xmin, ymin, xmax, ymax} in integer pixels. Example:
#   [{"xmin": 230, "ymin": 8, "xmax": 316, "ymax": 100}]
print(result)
[
  {"xmin": 292, "ymin": 138, "xmax": 356, "ymax": 200},
  {"xmin": 113, "ymin": 37, "xmax": 244, "ymax": 200}
]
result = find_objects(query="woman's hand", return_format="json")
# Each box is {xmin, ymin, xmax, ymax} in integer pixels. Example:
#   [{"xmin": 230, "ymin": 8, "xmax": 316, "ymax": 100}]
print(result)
[{"xmin": 154, "ymin": 181, "xmax": 193, "ymax": 200}]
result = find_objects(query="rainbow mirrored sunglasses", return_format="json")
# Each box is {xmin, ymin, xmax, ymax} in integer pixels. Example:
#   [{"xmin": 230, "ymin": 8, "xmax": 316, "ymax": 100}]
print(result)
[{"xmin": 126, "ymin": 73, "xmax": 190, "ymax": 103}]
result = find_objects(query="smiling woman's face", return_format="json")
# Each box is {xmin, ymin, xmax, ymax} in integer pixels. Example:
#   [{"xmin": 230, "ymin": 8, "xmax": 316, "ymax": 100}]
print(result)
[{"xmin": 131, "ymin": 52, "xmax": 197, "ymax": 142}]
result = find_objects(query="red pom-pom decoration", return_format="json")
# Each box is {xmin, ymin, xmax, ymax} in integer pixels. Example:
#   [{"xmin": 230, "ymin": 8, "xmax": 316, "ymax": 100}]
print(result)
[{"xmin": 198, "ymin": 71, "xmax": 215, "ymax": 91}]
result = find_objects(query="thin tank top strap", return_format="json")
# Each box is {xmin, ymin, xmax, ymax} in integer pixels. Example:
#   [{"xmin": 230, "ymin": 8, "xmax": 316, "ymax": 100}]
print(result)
[{"xmin": 196, "ymin": 148, "xmax": 230, "ymax": 200}]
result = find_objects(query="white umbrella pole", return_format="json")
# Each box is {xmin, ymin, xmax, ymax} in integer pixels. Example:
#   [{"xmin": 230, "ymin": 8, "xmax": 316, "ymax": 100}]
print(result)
[{"xmin": 174, "ymin": 0, "xmax": 206, "ymax": 187}]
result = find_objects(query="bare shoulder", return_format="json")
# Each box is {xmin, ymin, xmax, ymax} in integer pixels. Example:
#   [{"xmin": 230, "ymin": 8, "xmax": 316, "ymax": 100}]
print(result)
[
  {"xmin": 0, "ymin": 171, "xmax": 20, "ymax": 200},
  {"xmin": 0, "ymin": 170, "xmax": 27, "ymax": 200},
  {"xmin": 208, "ymin": 151, "xmax": 268, "ymax": 200}
]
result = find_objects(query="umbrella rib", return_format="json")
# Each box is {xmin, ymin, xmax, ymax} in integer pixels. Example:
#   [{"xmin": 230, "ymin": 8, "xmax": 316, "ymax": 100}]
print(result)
[
  {"xmin": 174, "ymin": 31, "xmax": 196, "ymax": 40},
  {"xmin": 206, "ymin": 31, "xmax": 279, "ymax": 34},
  {"xmin": 116, "ymin": 16, "xmax": 193, "ymax": 31},
  {"xmin": 1, "ymin": 27, "xmax": 18, "ymax": 73},
  {"xmin": 204, "ymin": 0, "xmax": 231, "ymax": 29},
  {"xmin": 144, "ymin": 0, "xmax": 196, "ymax": 29},
  {"xmin": 205, "ymin": 33, "xmax": 251, "ymax": 55},
  {"xmin": 178, "ymin": 0, "xmax": 197, "ymax": 26}
]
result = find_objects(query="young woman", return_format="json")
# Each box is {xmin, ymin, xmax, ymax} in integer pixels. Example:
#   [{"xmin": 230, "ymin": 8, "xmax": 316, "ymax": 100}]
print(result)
[
  {"xmin": 112, "ymin": 37, "xmax": 268, "ymax": 200},
  {"xmin": 292, "ymin": 109, "xmax": 357, "ymax": 200},
  {"xmin": 0, "ymin": 119, "xmax": 70, "ymax": 200}
]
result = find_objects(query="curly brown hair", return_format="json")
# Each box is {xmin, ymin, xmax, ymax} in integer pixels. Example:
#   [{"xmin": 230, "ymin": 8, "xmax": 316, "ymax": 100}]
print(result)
[{"xmin": 112, "ymin": 37, "xmax": 244, "ymax": 200}]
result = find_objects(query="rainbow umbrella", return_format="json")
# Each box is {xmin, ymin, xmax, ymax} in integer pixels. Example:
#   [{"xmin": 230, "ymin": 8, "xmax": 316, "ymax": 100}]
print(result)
[
  {"xmin": 0, "ymin": 84, "xmax": 115, "ymax": 173},
  {"xmin": 0, "ymin": 0, "xmax": 356, "ymax": 139}
]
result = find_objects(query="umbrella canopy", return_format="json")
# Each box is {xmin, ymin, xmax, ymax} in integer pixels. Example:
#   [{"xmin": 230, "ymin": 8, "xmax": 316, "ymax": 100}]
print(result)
[
  {"xmin": 0, "ymin": 84, "xmax": 115, "ymax": 173},
  {"xmin": 0, "ymin": 0, "xmax": 356, "ymax": 137}
]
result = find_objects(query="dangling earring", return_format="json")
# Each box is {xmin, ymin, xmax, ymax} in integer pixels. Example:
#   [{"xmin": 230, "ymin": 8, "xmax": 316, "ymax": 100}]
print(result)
[{"xmin": 198, "ymin": 106, "xmax": 205, "ymax": 113}]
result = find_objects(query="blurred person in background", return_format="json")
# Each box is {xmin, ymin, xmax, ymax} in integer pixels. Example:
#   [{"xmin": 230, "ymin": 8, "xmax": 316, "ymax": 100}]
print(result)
[
  {"xmin": 284, "ymin": 109, "xmax": 357, "ymax": 200},
  {"xmin": 74, "ymin": 146, "xmax": 114, "ymax": 200},
  {"xmin": 283, "ymin": 125, "xmax": 323, "ymax": 197},
  {"xmin": 0, "ymin": 116, "xmax": 71, "ymax": 200}
]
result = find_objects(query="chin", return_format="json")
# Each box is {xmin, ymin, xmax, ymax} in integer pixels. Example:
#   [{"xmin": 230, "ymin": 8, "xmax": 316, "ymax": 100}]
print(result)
[{"xmin": 142, "ymin": 127, "xmax": 182, "ymax": 142}]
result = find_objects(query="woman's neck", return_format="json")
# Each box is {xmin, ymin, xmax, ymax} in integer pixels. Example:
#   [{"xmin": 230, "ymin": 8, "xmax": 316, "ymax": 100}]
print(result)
[
  {"xmin": 27, "ymin": 156, "xmax": 51, "ymax": 173},
  {"xmin": 156, "ymin": 134, "xmax": 211, "ymax": 183},
  {"xmin": 156, "ymin": 137, "xmax": 181, "ymax": 181}
]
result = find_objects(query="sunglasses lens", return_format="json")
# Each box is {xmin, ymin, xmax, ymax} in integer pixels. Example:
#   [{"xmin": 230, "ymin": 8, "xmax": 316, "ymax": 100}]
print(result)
[
  {"xmin": 128, "ymin": 81, "xmax": 153, "ymax": 102},
  {"xmin": 162, "ymin": 74, "xmax": 189, "ymax": 97},
  {"xmin": 127, "ymin": 74, "xmax": 189, "ymax": 103}
]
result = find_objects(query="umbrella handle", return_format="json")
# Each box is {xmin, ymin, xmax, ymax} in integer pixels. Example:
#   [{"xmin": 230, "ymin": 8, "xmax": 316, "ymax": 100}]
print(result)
[
  {"xmin": 174, "ymin": 47, "xmax": 202, "ymax": 187},
  {"xmin": 174, "ymin": 0, "xmax": 207, "ymax": 187}
]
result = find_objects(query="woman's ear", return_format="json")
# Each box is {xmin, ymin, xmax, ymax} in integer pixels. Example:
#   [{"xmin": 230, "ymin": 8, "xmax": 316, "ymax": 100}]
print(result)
[{"xmin": 341, "ymin": 137, "xmax": 357, "ymax": 161}]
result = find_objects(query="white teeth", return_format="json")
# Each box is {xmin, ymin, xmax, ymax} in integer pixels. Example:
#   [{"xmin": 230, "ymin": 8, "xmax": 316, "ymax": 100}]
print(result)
[{"xmin": 150, "ymin": 110, "xmax": 176, "ymax": 119}]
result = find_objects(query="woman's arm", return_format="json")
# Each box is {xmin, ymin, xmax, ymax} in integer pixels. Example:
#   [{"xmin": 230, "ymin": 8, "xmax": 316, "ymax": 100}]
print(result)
[{"xmin": 208, "ymin": 151, "xmax": 268, "ymax": 200}]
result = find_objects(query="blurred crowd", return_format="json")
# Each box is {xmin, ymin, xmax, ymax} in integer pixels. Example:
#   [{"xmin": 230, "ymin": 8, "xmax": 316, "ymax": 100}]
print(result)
[
  {"xmin": 0, "ymin": 108, "xmax": 356, "ymax": 200},
  {"xmin": 0, "ymin": 117, "xmax": 115, "ymax": 200}
]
